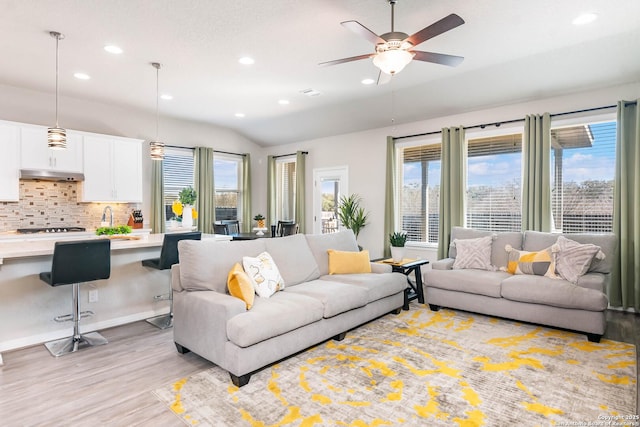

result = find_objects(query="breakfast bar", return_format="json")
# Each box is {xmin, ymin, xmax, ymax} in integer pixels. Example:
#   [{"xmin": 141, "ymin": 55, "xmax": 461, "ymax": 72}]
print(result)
[{"xmin": 0, "ymin": 232, "xmax": 231, "ymax": 363}]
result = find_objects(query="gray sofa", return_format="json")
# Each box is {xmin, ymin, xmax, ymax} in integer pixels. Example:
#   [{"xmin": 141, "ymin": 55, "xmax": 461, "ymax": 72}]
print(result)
[
  {"xmin": 171, "ymin": 230, "xmax": 406, "ymax": 386},
  {"xmin": 425, "ymin": 227, "xmax": 616, "ymax": 342}
]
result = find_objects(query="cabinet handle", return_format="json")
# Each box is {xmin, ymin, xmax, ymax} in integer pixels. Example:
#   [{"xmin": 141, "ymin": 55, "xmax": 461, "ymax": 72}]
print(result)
[
  {"xmin": 54, "ymin": 157, "xmax": 57, "ymax": 167},
  {"xmin": 49, "ymin": 157, "xmax": 52, "ymax": 167}
]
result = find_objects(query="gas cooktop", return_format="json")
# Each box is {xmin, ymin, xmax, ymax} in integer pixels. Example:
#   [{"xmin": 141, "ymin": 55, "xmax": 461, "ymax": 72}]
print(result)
[{"xmin": 16, "ymin": 227, "xmax": 87, "ymax": 234}]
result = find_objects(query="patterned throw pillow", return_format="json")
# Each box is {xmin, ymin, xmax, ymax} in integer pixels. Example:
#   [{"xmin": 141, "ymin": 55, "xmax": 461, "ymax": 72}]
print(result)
[
  {"xmin": 452, "ymin": 235, "xmax": 494, "ymax": 270},
  {"xmin": 242, "ymin": 252, "xmax": 286, "ymax": 298},
  {"xmin": 553, "ymin": 236, "xmax": 605, "ymax": 283},
  {"xmin": 227, "ymin": 263, "xmax": 255, "ymax": 310},
  {"xmin": 504, "ymin": 244, "xmax": 558, "ymax": 278}
]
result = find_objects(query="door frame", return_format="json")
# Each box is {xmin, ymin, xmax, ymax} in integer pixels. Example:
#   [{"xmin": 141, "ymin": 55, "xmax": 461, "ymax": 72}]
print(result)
[{"xmin": 312, "ymin": 166, "xmax": 349, "ymax": 234}]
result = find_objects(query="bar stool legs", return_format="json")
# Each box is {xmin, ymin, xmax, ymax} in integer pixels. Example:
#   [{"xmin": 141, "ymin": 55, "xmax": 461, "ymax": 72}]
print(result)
[
  {"xmin": 44, "ymin": 282, "xmax": 108, "ymax": 357},
  {"xmin": 146, "ymin": 292, "xmax": 173, "ymax": 329}
]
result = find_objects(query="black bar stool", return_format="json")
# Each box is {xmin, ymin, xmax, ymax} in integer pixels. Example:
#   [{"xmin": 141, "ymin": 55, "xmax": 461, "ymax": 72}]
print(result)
[
  {"xmin": 39, "ymin": 239, "xmax": 111, "ymax": 357},
  {"xmin": 141, "ymin": 232, "xmax": 202, "ymax": 329}
]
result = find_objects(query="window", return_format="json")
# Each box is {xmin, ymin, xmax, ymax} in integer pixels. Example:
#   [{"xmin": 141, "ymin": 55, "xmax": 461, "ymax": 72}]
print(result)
[
  {"xmin": 550, "ymin": 120, "xmax": 615, "ymax": 233},
  {"xmin": 163, "ymin": 147, "xmax": 194, "ymax": 226},
  {"xmin": 275, "ymin": 157, "xmax": 297, "ymax": 222},
  {"xmin": 398, "ymin": 142, "xmax": 441, "ymax": 244},
  {"xmin": 466, "ymin": 133, "xmax": 522, "ymax": 232},
  {"xmin": 214, "ymin": 154, "xmax": 243, "ymax": 221}
]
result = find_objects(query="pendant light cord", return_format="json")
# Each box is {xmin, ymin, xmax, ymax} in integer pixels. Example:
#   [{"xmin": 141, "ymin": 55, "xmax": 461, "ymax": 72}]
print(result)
[
  {"xmin": 54, "ymin": 33, "xmax": 60, "ymax": 127},
  {"xmin": 155, "ymin": 65, "xmax": 159, "ymax": 141}
]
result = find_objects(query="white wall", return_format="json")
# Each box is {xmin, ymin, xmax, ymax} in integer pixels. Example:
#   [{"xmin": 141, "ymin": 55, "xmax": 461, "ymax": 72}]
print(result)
[{"xmin": 262, "ymin": 82, "xmax": 640, "ymax": 259}]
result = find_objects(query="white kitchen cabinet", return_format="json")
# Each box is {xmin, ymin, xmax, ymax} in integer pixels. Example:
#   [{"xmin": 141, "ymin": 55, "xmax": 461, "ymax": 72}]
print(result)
[
  {"xmin": 80, "ymin": 134, "xmax": 142, "ymax": 202},
  {"xmin": 0, "ymin": 122, "xmax": 20, "ymax": 201},
  {"xmin": 20, "ymin": 124, "xmax": 83, "ymax": 172}
]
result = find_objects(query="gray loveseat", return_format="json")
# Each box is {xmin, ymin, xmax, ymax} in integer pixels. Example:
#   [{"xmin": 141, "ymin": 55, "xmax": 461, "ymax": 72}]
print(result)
[
  {"xmin": 171, "ymin": 230, "xmax": 406, "ymax": 386},
  {"xmin": 425, "ymin": 227, "xmax": 616, "ymax": 342}
]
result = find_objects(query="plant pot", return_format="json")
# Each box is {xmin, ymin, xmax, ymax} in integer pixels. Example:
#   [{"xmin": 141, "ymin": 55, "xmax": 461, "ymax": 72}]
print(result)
[
  {"xmin": 390, "ymin": 246, "xmax": 405, "ymax": 263},
  {"xmin": 182, "ymin": 205, "xmax": 193, "ymax": 228}
]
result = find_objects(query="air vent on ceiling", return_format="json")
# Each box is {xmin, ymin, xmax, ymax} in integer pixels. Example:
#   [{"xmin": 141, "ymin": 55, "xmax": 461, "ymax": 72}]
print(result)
[{"xmin": 300, "ymin": 88, "xmax": 322, "ymax": 97}]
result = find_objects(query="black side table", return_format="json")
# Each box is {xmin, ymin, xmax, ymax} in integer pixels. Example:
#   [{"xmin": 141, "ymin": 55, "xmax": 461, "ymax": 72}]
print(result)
[{"xmin": 376, "ymin": 258, "xmax": 429, "ymax": 310}]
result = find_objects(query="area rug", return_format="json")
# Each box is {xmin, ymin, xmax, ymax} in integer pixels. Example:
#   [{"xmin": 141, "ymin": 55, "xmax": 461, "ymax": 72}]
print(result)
[{"xmin": 154, "ymin": 306, "xmax": 637, "ymax": 426}]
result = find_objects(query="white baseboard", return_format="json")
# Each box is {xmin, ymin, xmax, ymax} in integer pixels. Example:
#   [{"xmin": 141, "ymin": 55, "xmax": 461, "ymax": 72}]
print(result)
[{"xmin": 0, "ymin": 308, "xmax": 169, "ymax": 355}]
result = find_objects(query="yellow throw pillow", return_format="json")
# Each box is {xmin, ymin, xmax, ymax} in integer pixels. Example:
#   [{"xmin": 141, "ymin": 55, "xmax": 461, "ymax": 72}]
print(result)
[
  {"xmin": 504, "ymin": 244, "xmax": 558, "ymax": 278},
  {"xmin": 227, "ymin": 263, "xmax": 255, "ymax": 309},
  {"xmin": 327, "ymin": 249, "xmax": 372, "ymax": 275}
]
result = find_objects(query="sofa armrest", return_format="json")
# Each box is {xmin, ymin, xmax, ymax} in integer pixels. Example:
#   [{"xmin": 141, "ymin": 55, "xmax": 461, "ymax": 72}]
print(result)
[
  {"xmin": 370, "ymin": 262, "xmax": 392, "ymax": 274},
  {"xmin": 432, "ymin": 258, "xmax": 455, "ymax": 270}
]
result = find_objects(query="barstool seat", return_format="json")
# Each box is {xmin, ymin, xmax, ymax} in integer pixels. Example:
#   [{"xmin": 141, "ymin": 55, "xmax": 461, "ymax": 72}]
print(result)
[
  {"xmin": 40, "ymin": 239, "xmax": 111, "ymax": 357},
  {"xmin": 141, "ymin": 231, "xmax": 202, "ymax": 329}
]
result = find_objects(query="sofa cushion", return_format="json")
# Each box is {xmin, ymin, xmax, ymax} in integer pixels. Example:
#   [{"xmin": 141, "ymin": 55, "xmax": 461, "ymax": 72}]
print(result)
[
  {"xmin": 523, "ymin": 231, "xmax": 616, "ymax": 274},
  {"xmin": 425, "ymin": 269, "xmax": 509, "ymax": 298},
  {"xmin": 504, "ymin": 245, "xmax": 558, "ymax": 278},
  {"xmin": 328, "ymin": 249, "xmax": 372, "ymax": 274},
  {"xmin": 178, "ymin": 239, "xmax": 266, "ymax": 293},
  {"xmin": 284, "ymin": 280, "xmax": 368, "ymax": 318},
  {"xmin": 449, "ymin": 227, "xmax": 522, "ymax": 269},
  {"xmin": 501, "ymin": 275, "xmax": 608, "ymax": 311},
  {"xmin": 554, "ymin": 236, "xmax": 606, "ymax": 284},
  {"xmin": 306, "ymin": 230, "xmax": 360, "ymax": 276},
  {"xmin": 452, "ymin": 235, "xmax": 494, "ymax": 270},
  {"xmin": 242, "ymin": 252, "xmax": 285, "ymax": 298},
  {"xmin": 226, "ymin": 292, "xmax": 324, "ymax": 348},
  {"xmin": 227, "ymin": 263, "xmax": 255, "ymax": 310},
  {"xmin": 264, "ymin": 234, "xmax": 320, "ymax": 286},
  {"xmin": 322, "ymin": 272, "xmax": 407, "ymax": 303}
]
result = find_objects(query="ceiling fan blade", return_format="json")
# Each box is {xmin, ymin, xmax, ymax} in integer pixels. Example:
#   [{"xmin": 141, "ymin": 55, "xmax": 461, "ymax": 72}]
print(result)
[
  {"xmin": 377, "ymin": 70, "xmax": 392, "ymax": 85},
  {"xmin": 405, "ymin": 13, "xmax": 465, "ymax": 47},
  {"xmin": 319, "ymin": 53, "xmax": 375, "ymax": 67},
  {"xmin": 341, "ymin": 20, "xmax": 385, "ymax": 45},
  {"xmin": 412, "ymin": 51, "xmax": 464, "ymax": 67}
]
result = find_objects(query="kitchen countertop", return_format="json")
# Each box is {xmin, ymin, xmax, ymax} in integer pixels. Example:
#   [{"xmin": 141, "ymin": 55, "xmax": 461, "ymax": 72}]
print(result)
[{"xmin": 0, "ymin": 232, "xmax": 231, "ymax": 263}]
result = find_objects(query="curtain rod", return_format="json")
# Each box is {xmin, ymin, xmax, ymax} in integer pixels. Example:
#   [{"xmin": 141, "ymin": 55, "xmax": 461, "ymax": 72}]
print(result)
[
  {"xmin": 272, "ymin": 151, "xmax": 308, "ymax": 159},
  {"xmin": 164, "ymin": 144, "xmax": 246, "ymax": 157},
  {"xmin": 393, "ymin": 102, "xmax": 636, "ymax": 141}
]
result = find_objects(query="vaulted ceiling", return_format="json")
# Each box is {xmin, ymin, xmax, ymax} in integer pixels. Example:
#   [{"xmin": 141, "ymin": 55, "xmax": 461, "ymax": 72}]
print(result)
[{"xmin": 1, "ymin": 0, "xmax": 639, "ymax": 145}]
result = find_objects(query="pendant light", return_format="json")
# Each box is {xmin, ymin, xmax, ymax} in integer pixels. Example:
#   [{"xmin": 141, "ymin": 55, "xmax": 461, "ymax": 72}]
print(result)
[
  {"xmin": 149, "ymin": 62, "xmax": 165, "ymax": 160},
  {"xmin": 48, "ymin": 31, "xmax": 66, "ymax": 149}
]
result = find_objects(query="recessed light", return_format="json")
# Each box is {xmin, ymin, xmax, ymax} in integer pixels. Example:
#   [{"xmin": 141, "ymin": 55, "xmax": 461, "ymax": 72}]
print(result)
[
  {"xmin": 573, "ymin": 12, "xmax": 598, "ymax": 25},
  {"xmin": 73, "ymin": 72, "xmax": 90, "ymax": 80},
  {"xmin": 238, "ymin": 57, "xmax": 255, "ymax": 65},
  {"xmin": 104, "ymin": 45, "xmax": 123, "ymax": 54},
  {"xmin": 278, "ymin": 99, "xmax": 290, "ymax": 105},
  {"xmin": 300, "ymin": 88, "xmax": 322, "ymax": 97},
  {"xmin": 235, "ymin": 113, "xmax": 245, "ymax": 118},
  {"xmin": 160, "ymin": 94, "xmax": 173, "ymax": 100},
  {"xmin": 361, "ymin": 78, "xmax": 375, "ymax": 85}
]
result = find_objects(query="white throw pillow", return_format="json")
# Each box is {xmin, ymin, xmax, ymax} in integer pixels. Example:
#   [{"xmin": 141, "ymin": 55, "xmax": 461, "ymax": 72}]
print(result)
[
  {"xmin": 242, "ymin": 252, "xmax": 285, "ymax": 298},
  {"xmin": 553, "ymin": 236, "xmax": 605, "ymax": 284},
  {"xmin": 452, "ymin": 235, "xmax": 494, "ymax": 271}
]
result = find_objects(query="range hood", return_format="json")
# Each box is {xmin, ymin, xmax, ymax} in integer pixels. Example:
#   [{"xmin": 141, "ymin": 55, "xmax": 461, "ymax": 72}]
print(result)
[{"xmin": 19, "ymin": 169, "xmax": 85, "ymax": 182}]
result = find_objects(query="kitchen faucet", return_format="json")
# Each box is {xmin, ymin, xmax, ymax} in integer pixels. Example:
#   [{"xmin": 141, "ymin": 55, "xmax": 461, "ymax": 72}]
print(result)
[{"xmin": 101, "ymin": 205, "xmax": 114, "ymax": 227}]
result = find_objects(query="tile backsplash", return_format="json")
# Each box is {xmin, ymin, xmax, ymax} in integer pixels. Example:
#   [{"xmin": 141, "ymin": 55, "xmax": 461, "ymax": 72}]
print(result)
[{"xmin": 0, "ymin": 180, "xmax": 139, "ymax": 232}]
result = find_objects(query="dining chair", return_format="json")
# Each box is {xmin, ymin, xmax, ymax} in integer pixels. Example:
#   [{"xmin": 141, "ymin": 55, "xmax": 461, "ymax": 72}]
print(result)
[{"xmin": 280, "ymin": 222, "xmax": 299, "ymax": 236}]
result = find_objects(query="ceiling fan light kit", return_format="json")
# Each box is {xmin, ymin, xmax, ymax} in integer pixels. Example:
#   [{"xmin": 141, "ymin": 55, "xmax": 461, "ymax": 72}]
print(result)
[{"xmin": 320, "ymin": 0, "xmax": 465, "ymax": 80}]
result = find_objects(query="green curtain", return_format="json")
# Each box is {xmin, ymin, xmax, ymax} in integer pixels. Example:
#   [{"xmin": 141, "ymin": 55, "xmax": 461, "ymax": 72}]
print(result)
[
  {"xmin": 242, "ymin": 153, "xmax": 252, "ymax": 233},
  {"xmin": 383, "ymin": 136, "xmax": 396, "ymax": 257},
  {"xmin": 437, "ymin": 126, "xmax": 466, "ymax": 260},
  {"xmin": 295, "ymin": 151, "xmax": 306, "ymax": 233},
  {"xmin": 522, "ymin": 113, "xmax": 552, "ymax": 232},
  {"xmin": 194, "ymin": 147, "xmax": 215, "ymax": 234},
  {"xmin": 611, "ymin": 99, "xmax": 640, "ymax": 309},
  {"xmin": 266, "ymin": 155, "xmax": 276, "ymax": 227},
  {"xmin": 150, "ymin": 159, "xmax": 165, "ymax": 233}
]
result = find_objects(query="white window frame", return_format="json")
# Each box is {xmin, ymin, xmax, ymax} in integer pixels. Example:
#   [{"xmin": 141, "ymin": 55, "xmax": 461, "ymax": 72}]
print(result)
[{"xmin": 213, "ymin": 153, "xmax": 243, "ymax": 223}]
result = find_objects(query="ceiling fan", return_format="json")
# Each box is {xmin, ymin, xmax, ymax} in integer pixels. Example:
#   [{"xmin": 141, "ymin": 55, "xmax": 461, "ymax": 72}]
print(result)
[{"xmin": 320, "ymin": 0, "xmax": 465, "ymax": 83}]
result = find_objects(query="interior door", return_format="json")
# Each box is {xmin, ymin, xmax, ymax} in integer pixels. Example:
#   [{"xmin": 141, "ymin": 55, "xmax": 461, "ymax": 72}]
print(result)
[{"xmin": 312, "ymin": 166, "xmax": 348, "ymax": 234}]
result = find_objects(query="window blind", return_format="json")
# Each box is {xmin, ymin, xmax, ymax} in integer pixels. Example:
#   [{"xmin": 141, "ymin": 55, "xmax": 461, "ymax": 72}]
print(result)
[
  {"xmin": 550, "ymin": 121, "xmax": 615, "ymax": 233},
  {"xmin": 466, "ymin": 133, "xmax": 522, "ymax": 232}
]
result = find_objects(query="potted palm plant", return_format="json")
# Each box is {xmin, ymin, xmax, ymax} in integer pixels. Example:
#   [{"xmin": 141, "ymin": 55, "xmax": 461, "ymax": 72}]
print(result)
[
  {"xmin": 389, "ymin": 231, "xmax": 407, "ymax": 262},
  {"xmin": 337, "ymin": 194, "xmax": 369, "ymax": 240}
]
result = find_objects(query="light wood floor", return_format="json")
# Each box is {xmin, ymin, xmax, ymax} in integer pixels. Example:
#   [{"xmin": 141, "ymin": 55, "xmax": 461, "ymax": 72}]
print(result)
[{"xmin": 1, "ymin": 309, "xmax": 639, "ymax": 426}]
